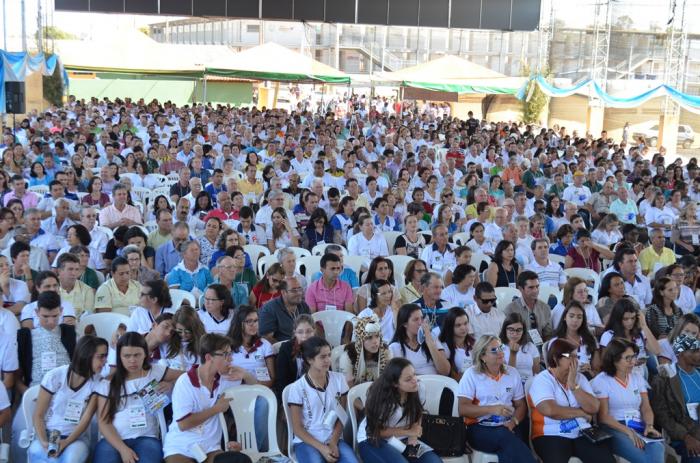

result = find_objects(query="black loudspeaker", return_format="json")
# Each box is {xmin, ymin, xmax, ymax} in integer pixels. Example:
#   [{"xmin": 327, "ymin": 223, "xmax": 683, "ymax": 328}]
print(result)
[{"xmin": 5, "ymin": 81, "xmax": 26, "ymax": 114}]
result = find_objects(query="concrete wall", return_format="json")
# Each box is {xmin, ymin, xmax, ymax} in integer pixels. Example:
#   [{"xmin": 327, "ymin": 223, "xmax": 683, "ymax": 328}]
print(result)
[{"xmin": 24, "ymin": 72, "xmax": 44, "ymax": 116}]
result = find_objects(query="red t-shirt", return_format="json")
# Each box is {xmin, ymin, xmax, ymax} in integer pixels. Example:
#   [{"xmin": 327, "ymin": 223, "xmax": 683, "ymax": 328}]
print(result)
[{"xmin": 251, "ymin": 282, "xmax": 280, "ymax": 309}]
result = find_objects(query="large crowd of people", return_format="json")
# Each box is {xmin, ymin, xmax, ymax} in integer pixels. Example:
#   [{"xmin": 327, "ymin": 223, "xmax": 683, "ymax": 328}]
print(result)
[{"xmin": 1, "ymin": 92, "xmax": 700, "ymax": 463}]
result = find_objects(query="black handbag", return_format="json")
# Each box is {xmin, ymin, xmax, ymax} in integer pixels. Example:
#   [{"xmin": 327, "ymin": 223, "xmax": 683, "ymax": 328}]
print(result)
[{"xmin": 420, "ymin": 414, "xmax": 467, "ymax": 457}]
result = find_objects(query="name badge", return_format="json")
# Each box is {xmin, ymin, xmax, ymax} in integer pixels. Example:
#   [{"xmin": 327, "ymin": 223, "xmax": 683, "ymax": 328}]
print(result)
[
  {"xmin": 41, "ymin": 352, "xmax": 57, "ymax": 372},
  {"xmin": 255, "ymin": 367, "xmax": 271, "ymax": 382},
  {"xmin": 433, "ymin": 255, "xmax": 443, "ymax": 271},
  {"xmin": 627, "ymin": 213, "xmax": 635, "ymax": 221},
  {"xmin": 325, "ymin": 304, "xmax": 337, "ymax": 311},
  {"xmin": 578, "ymin": 194, "xmax": 586, "ymax": 202},
  {"xmin": 559, "ymin": 418, "xmax": 579, "ymax": 433},
  {"xmin": 529, "ymin": 329, "xmax": 543, "ymax": 346},
  {"xmin": 687, "ymin": 402, "xmax": 699, "ymax": 421},
  {"xmin": 693, "ymin": 234, "xmax": 699, "ymax": 246},
  {"xmin": 128, "ymin": 405, "xmax": 148, "ymax": 429},
  {"xmin": 64, "ymin": 399, "xmax": 84, "ymax": 424}
]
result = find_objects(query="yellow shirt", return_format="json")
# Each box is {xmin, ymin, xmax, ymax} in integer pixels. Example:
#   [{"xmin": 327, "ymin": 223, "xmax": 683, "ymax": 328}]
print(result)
[
  {"xmin": 465, "ymin": 204, "xmax": 495, "ymax": 221},
  {"xmin": 639, "ymin": 246, "xmax": 676, "ymax": 275},
  {"xmin": 148, "ymin": 230, "xmax": 172, "ymax": 250},
  {"xmin": 95, "ymin": 279, "xmax": 142, "ymax": 316},
  {"xmin": 60, "ymin": 281, "xmax": 95, "ymax": 318},
  {"xmin": 238, "ymin": 179, "xmax": 264, "ymax": 206}
]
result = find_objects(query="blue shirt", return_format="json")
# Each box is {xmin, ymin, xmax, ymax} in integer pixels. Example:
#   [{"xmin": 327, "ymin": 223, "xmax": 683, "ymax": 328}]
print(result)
[
  {"xmin": 155, "ymin": 240, "xmax": 182, "ymax": 276},
  {"xmin": 679, "ymin": 368, "xmax": 700, "ymax": 404},
  {"xmin": 549, "ymin": 241, "xmax": 573, "ymax": 257},
  {"xmin": 165, "ymin": 261, "xmax": 214, "ymax": 292},
  {"xmin": 208, "ymin": 249, "xmax": 253, "ymax": 270},
  {"xmin": 204, "ymin": 183, "xmax": 227, "ymax": 206},
  {"xmin": 414, "ymin": 297, "xmax": 448, "ymax": 328},
  {"xmin": 311, "ymin": 267, "xmax": 359, "ymax": 289}
]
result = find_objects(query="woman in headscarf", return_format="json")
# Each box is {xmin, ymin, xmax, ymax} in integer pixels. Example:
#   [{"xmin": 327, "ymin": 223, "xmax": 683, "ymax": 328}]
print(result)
[{"xmin": 337, "ymin": 315, "xmax": 391, "ymax": 387}]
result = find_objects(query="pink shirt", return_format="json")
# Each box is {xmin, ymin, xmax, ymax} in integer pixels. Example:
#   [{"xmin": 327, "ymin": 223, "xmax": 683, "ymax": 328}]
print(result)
[
  {"xmin": 305, "ymin": 278, "xmax": 353, "ymax": 312},
  {"xmin": 3, "ymin": 191, "xmax": 39, "ymax": 209},
  {"xmin": 98, "ymin": 203, "xmax": 143, "ymax": 229}
]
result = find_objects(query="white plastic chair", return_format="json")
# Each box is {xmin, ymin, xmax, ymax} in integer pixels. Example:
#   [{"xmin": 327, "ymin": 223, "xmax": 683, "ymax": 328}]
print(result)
[
  {"xmin": 495, "ymin": 287, "xmax": 522, "ymax": 312},
  {"xmin": 170, "ymin": 288, "xmax": 196, "ymax": 310},
  {"xmin": 347, "ymin": 382, "xmax": 373, "ymax": 451},
  {"xmin": 28, "ymin": 185, "xmax": 48, "ymax": 196},
  {"xmin": 95, "ymin": 270, "xmax": 106, "ymax": 285},
  {"xmin": 470, "ymin": 251, "xmax": 491, "ymax": 273},
  {"xmin": 222, "ymin": 385, "xmax": 283, "ymax": 462},
  {"xmin": 538, "ymin": 285, "xmax": 562, "ymax": 307},
  {"xmin": 149, "ymin": 173, "xmax": 169, "ymax": 186},
  {"xmin": 453, "ymin": 232, "xmax": 470, "ymax": 246},
  {"xmin": 18, "ymin": 385, "xmax": 41, "ymax": 448},
  {"xmin": 548, "ymin": 254, "xmax": 566, "ymax": 268},
  {"xmin": 331, "ymin": 344, "xmax": 345, "ymax": 372},
  {"xmin": 143, "ymin": 220, "xmax": 158, "ymax": 233},
  {"xmin": 281, "ymin": 385, "xmax": 298, "ymax": 462},
  {"xmin": 311, "ymin": 243, "xmax": 347, "ymax": 256},
  {"xmin": 131, "ymin": 186, "xmax": 151, "ymax": 204},
  {"xmin": 564, "ymin": 268, "xmax": 600, "ymax": 294},
  {"xmin": 244, "ymin": 244, "xmax": 270, "ymax": 272},
  {"xmin": 312, "ymin": 311, "xmax": 355, "ymax": 347},
  {"xmin": 383, "ymin": 231, "xmax": 402, "ymax": 254},
  {"xmin": 77, "ymin": 313, "xmax": 130, "ymax": 340},
  {"xmin": 275, "ymin": 246, "xmax": 310, "ymax": 260},
  {"xmin": 272, "ymin": 341, "xmax": 284, "ymax": 355},
  {"xmin": 296, "ymin": 255, "xmax": 322, "ymax": 283},
  {"xmin": 386, "ymin": 255, "xmax": 415, "ymax": 289},
  {"xmin": 417, "ymin": 375, "xmax": 472, "ymax": 463},
  {"xmin": 257, "ymin": 254, "xmax": 280, "ymax": 279},
  {"xmin": 343, "ymin": 255, "xmax": 365, "ymax": 280}
]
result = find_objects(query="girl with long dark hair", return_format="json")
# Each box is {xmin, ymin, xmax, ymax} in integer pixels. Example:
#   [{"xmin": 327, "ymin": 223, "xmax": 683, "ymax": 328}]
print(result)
[
  {"xmin": 29, "ymin": 336, "xmax": 108, "ymax": 463},
  {"xmin": 356, "ymin": 257, "xmax": 400, "ymax": 314},
  {"xmin": 438, "ymin": 307, "xmax": 476, "ymax": 381},
  {"xmin": 159, "ymin": 306, "xmax": 206, "ymax": 372},
  {"xmin": 198, "ymin": 283, "xmax": 234, "ymax": 335},
  {"xmin": 388, "ymin": 304, "xmax": 450, "ymax": 376},
  {"xmin": 358, "ymin": 279, "xmax": 396, "ymax": 342},
  {"xmin": 274, "ymin": 314, "xmax": 316, "ymax": 397},
  {"xmin": 94, "ymin": 332, "xmax": 182, "ymax": 463},
  {"xmin": 549, "ymin": 301, "xmax": 601, "ymax": 377},
  {"xmin": 499, "ymin": 313, "xmax": 540, "ymax": 383},
  {"xmin": 287, "ymin": 336, "xmax": 358, "ymax": 463},
  {"xmin": 357, "ymin": 357, "xmax": 442, "ymax": 463}
]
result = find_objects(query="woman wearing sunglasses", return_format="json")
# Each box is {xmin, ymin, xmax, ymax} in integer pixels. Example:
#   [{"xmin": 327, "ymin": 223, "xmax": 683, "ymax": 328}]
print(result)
[
  {"xmin": 458, "ymin": 335, "xmax": 535, "ymax": 463},
  {"xmin": 529, "ymin": 338, "xmax": 615, "ymax": 463},
  {"xmin": 159, "ymin": 307, "xmax": 205, "ymax": 372}
]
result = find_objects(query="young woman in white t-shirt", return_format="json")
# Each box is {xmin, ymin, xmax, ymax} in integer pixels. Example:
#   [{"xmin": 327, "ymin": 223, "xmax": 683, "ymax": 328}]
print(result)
[
  {"xmin": 266, "ymin": 207, "xmax": 300, "ymax": 253},
  {"xmin": 159, "ymin": 307, "xmax": 205, "ymax": 372},
  {"xmin": 438, "ymin": 307, "xmax": 475, "ymax": 381},
  {"xmin": 547, "ymin": 301, "xmax": 601, "ymax": 379},
  {"xmin": 440, "ymin": 264, "xmax": 477, "ymax": 310},
  {"xmin": 388, "ymin": 304, "xmax": 450, "ymax": 376},
  {"xmin": 338, "ymin": 315, "xmax": 391, "ymax": 387},
  {"xmin": 591, "ymin": 338, "xmax": 664, "ymax": 463},
  {"xmin": 658, "ymin": 313, "xmax": 700, "ymax": 365},
  {"xmin": 599, "ymin": 298, "xmax": 660, "ymax": 378},
  {"xmin": 94, "ymin": 332, "xmax": 183, "ymax": 463},
  {"xmin": 499, "ymin": 313, "xmax": 540, "ymax": 384},
  {"xmin": 357, "ymin": 357, "xmax": 442, "ymax": 463},
  {"xmin": 287, "ymin": 336, "xmax": 359, "ymax": 463},
  {"xmin": 355, "ymin": 257, "xmax": 401, "ymax": 314},
  {"xmin": 358, "ymin": 279, "xmax": 396, "ymax": 342},
  {"xmin": 28, "ymin": 336, "xmax": 108, "ymax": 463}
]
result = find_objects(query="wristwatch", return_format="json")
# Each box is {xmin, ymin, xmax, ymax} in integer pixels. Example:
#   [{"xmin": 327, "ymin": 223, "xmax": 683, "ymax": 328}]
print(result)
[{"xmin": 573, "ymin": 384, "xmax": 581, "ymax": 391}]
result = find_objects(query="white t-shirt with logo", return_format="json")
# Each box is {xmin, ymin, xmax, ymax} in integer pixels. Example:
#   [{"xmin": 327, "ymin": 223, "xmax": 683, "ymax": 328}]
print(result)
[
  {"xmin": 287, "ymin": 372, "xmax": 349, "ymax": 444},
  {"xmin": 591, "ymin": 371, "xmax": 647, "ymax": 422},
  {"xmin": 502, "ymin": 343, "xmax": 539, "ymax": 383},
  {"xmin": 41, "ymin": 364, "xmax": 101, "ymax": 436},
  {"xmin": 457, "ymin": 365, "xmax": 524, "ymax": 426},
  {"xmin": 231, "ymin": 338, "xmax": 274, "ymax": 382}
]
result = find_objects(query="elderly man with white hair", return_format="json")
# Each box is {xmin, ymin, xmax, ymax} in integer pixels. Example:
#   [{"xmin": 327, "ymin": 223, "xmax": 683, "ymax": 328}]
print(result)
[
  {"xmin": 255, "ymin": 189, "xmax": 297, "ymax": 231},
  {"xmin": 40, "ymin": 198, "xmax": 75, "ymax": 239},
  {"xmin": 183, "ymin": 176, "xmax": 203, "ymax": 213}
]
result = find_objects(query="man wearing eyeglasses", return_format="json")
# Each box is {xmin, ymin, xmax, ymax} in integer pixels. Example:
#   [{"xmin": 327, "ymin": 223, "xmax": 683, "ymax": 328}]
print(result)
[
  {"xmin": 504, "ymin": 270, "xmax": 553, "ymax": 345},
  {"xmin": 466, "ymin": 281, "xmax": 504, "ymax": 338},
  {"xmin": 259, "ymin": 277, "xmax": 311, "ymax": 344}
]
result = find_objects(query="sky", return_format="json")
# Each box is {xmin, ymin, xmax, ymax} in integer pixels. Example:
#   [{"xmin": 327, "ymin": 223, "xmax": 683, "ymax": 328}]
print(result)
[{"xmin": 1, "ymin": 0, "xmax": 699, "ymax": 51}]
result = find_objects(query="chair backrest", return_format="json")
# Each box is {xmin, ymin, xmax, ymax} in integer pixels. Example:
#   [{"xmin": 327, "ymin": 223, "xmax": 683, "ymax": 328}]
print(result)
[
  {"xmin": 548, "ymin": 254, "xmax": 566, "ymax": 268},
  {"xmin": 347, "ymin": 382, "xmax": 373, "ymax": 451},
  {"xmin": 311, "ymin": 243, "xmax": 347, "ymax": 256},
  {"xmin": 275, "ymin": 246, "xmax": 311, "ymax": 260},
  {"xmin": 223, "ymin": 385, "xmax": 281, "ymax": 461},
  {"xmin": 296, "ymin": 255, "xmax": 322, "ymax": 283},
  {"xmin": 281, "ymin": 384, "xmax": 298, "ymax": 462},
  {"xmin": 143, "ymin": 220, "xmax": 158, "ymax": 233},
  {"xmin": 418, "ymin": 375, "xmax": 460, "ymax": 416},
  {"xmin": 95, "ymin": 270, "xmax": 106, "ymax": 285},
  {"xmin": 19, "ymin": 385, "xmax": 41, "ymax": 448},
  {"xmin": 564, "ymin": 268, "xmax": 600, "ymax": 294},
  {"xmin": 331, "ymin": 344, "xmax": 345, "ymax": 372},
  {"xmin": 538, "ymin": 285, "xmax": 562, "ymax": 308},
  {"xmin": 453, "ymin": 232, "xmax": 470, "ymax": 247},
  {"xmin": 495, "ymin": 287, "xmax": 522, "ymax": 312},
  {"xmin": 272, "ymin": 341, "xmax": 284, "ymax": 355},
  {"xmin": 386, "ymin": 255, "xmax": 415, "ymax": 289},
  {"xmin": 470, "ymin": 252, "xmax": 491, "ymax": 273},
  {"xmin": 383, "ymin": 231, "xmax": 402, "ymax": 254},
  {"xmin": 257, "ymin": 254, "xmax": 280, "ymax": 279},
  {"xmin": 312, "ymin": 311, "xmax": 355, "ymax": 347},
  {"xmin": 343, "ymin": 255, "xmax": 365, "ymax": 281},
  {"xmin": 77, "ymin": 313, "xmax": 130, "ymax": 339},
  {"xmin": 28, "ymin": 185, "xmax": 48, "ymax": 196},
  {"xmin": 243, "ymin": 244, "xmax": 271, "ymax": 272},
  {"xmin": 170, "ymin": 289, "xmax": 197, "ymax": 310}
]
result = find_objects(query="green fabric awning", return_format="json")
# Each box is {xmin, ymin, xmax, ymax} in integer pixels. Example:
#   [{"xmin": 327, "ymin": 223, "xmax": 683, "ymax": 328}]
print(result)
[
  {"xmin": 402, "ymin": 80, "xmax": 518, "ymax": 95},
  {"xmin": 205, "ymin": 68, "xmax": 349, "ymax": 84}
]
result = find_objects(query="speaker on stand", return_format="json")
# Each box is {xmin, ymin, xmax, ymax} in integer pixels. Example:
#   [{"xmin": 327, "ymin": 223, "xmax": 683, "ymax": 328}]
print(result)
[{"xmin": 4, "ymin": 81, "xmax": 26, "ymax": 140}]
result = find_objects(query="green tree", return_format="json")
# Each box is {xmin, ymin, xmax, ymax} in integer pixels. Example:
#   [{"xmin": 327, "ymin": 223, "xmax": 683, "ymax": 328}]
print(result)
[
  {"xmin": 521, "ymin": 64, "xmax": 551, "ymax": 125},
  {"xmin": 42, "ymin": 26, "xmax": 77, "ymax": 40},
  {"xmin": 42, "ymin": 55, "xmax": 64, "ymax": 106}
]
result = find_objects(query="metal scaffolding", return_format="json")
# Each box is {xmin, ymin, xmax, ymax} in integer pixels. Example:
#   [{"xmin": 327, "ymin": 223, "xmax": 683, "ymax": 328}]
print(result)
[
  {"xmin": 663, "ymin": 0, "xmax": 688, "ymax": 117},
  {"xmin": 589, "ymin": 0, "xmax": 613, "ymax": 99}
]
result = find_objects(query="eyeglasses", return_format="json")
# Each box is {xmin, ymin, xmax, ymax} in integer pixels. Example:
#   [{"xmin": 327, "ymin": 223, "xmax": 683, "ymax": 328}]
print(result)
[
  {"xmin": 269, "ymin": 278, "xmax": 282, "ymax": 284},
  {"xmin": 244, "ymin": 318, "xmax": 259, "ymax": 325},
  {"xmin": 211, "ymin": 351, "xmax": 233, "ymax": 358},
  {"xmin": 479, "ymin": 298, "xmax": 497, "ymax": 305},
  {"xmin": 285, "ymin": 287, "xmax": 304, "ymax": 293},
  {"xmin": 175, "ymin": 328, "xmax": 192, "ymax": 335},
  {"xmin": 204, "ymin": 297, "xmax": 222, "ymax": 302},
  {"xmin": 488, "ymin": 345, "xmax": 505, "ymax": 354},
  {"xmin": 671, "ymin": 272, "xmax": 686, "ymax": 278},
  {"xmin": 506, "ymin": 327, "xmax": 524, "ymax": 334},
  {"xmin": 139, "ymin": 292, "xmax": 151, "ymax": 298}
]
